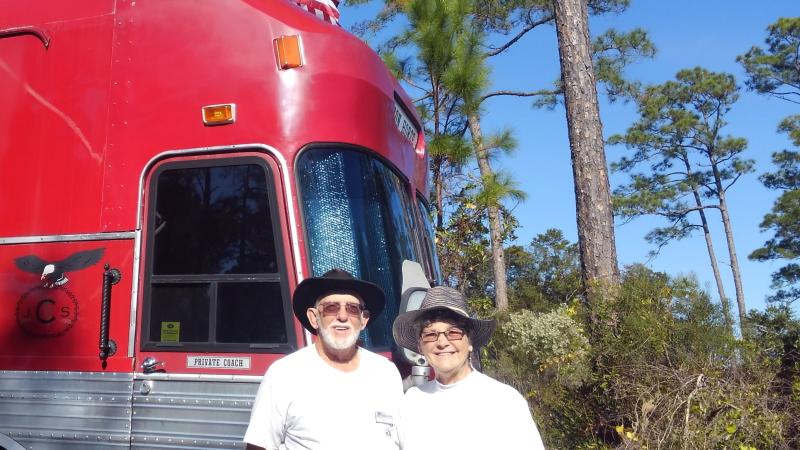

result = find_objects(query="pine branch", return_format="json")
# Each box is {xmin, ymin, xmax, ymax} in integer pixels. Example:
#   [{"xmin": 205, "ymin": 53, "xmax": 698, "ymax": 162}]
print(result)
[
  {"xmin": 485, "ymin": 14, "xmax": 554, "ymax": 57},
  {"xmin": 480, "ymin": 89, "xmax": 559, "ymax": 103}
]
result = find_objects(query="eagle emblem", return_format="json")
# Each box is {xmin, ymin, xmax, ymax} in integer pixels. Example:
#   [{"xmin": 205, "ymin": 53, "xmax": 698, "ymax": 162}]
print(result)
[{"xmin": 15, "ymin": 248, "xmax": 105, "ymax": 288}]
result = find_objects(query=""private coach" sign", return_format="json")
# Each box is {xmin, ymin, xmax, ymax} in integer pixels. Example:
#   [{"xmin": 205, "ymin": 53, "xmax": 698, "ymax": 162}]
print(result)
[{"xmin": 187, "ymin": 355, "xmax": 251, "ymax": 370}]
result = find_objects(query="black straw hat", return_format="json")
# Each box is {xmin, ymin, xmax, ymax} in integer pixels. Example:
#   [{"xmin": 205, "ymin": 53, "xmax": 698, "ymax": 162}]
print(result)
[
  {"xmin": 292, "ymin": 269, "xmax": 385, "ymax": 334},
  {"xmin": 392, "ymin": 286, "xmax": 496, "ymax": 354}
]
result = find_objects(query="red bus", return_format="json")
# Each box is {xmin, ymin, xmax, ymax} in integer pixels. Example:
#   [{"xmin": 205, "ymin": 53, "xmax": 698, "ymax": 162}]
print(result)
[{"xmin": 0, "ymin": 1, "xmax": 439, "ymax": 448}]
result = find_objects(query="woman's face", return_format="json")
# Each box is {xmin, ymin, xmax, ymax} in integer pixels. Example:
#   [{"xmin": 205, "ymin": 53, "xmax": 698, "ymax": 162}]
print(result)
[{"xmin": 418, "ymin": 320, "xmax": 472, "ymax": 385}]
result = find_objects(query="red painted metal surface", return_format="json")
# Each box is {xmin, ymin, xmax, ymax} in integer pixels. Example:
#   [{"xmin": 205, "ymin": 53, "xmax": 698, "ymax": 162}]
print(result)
[
  {"xmin": 0, "ymin": 240, "xmax": 134, "ymax": 372},
  {"xmin": 101, "ymin": 0, "xmax": 426, "ymax": 233},
  {"xmin": 0, "ymin": 0, "xmax": 427, "ymax": 375},
  {"xmin": 0, "ymin": 9, "xmax": 113, "ymax": 236}
]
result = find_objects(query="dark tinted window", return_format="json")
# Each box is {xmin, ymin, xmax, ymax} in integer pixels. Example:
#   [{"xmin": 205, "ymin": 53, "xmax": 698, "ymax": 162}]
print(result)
[
  {"xmin": 217, "ymin": 282, "xmax": 287, "ymax": 343},
  {"xmin": 297, "ymin": 148, "xmax": 420, "ymax": 349},
  {"xmin": 149, "ymin": 284, "xmax": 211, "ymax": 343},
  {"xmin": 153, "ymin": 165, "xmax": 278, "ymax": 274},
  {"xmin": 143, "ymin": 159, "xmax": 293, "ymax": 352}
]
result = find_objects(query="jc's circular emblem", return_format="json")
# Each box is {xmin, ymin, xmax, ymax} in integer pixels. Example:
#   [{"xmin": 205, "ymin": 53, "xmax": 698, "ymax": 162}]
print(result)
[{"xmin": 16, "ymin": 286, "xmax": 79, "ymax": 337}]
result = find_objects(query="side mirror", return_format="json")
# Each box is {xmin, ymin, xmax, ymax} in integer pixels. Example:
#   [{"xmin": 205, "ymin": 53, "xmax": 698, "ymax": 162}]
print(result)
[{"xmin": 397, "ymin": 261, "xmax": 430, "ymax": 367}]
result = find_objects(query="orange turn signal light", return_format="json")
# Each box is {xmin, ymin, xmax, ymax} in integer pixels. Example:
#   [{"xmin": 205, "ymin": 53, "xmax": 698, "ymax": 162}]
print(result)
[
  {"xmin": 275, "ymin": 35, "xmax": 303, "ymax": 70},
  {"xmin": 202, "ymin": 104, "xmax": 236, "ymax": 126}
]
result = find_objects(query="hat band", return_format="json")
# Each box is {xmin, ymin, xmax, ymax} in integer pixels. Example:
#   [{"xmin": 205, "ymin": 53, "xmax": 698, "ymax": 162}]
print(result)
[
  {"xmin": 421, "ymin": 305, "xmax": 469, "ymax": 318},
  {"xmin": 447, "ymin": 306, "xmax": 469, "ymax": 316}
]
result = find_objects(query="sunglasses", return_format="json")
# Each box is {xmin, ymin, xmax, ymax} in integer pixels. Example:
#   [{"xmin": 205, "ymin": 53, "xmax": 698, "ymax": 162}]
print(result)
[
  {"xmin": 316, "ymin": 302, "xmax": 369, "ymax": 318},
  {"xmin": 420, "ymin": 327, "xmax": 466, "ymax": 343}
]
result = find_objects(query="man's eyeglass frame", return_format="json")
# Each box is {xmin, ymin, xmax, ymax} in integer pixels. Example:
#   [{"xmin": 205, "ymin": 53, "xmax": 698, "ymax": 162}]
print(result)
[{"xmin": 315, "ymin": 302, "xmax": 369, "ymax": 318}]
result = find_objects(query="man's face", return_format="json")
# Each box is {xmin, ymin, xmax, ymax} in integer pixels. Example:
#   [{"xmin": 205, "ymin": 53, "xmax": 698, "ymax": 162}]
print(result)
[
  {"xmin": 418, "ymin": 320, "xmax": 472, "ymax": 382},
  {"xmin": 307, "ymin": 293, "xmax": 369, "ymax": 351}
]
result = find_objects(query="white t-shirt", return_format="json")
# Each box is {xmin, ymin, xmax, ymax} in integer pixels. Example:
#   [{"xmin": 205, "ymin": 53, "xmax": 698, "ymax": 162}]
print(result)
[
  {"xmin": 244, "ymin": 345, "xmax": 403, "ymax": 450},
  {"xmin": 399, "ymin": 371, "xmax": 546, "ymax": 449}
]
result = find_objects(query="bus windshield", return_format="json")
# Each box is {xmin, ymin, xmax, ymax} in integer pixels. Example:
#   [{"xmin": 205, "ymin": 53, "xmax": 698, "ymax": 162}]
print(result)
[{"xmin": 297, "ymin": 148, "xmax": 422, "ymax": 349}]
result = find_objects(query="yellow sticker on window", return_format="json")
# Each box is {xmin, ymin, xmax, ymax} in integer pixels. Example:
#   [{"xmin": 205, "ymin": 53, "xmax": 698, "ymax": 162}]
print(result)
[{"xmin": 161, "ymin": 322, "xmax": 180, "ymax": 342}]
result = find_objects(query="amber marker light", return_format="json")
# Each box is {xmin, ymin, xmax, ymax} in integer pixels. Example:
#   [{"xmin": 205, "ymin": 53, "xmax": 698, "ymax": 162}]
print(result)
[
  {"xmin": 202, "ymin": 103, "xmax": 236, "ymax": 126},
  {"xmin": 274, "ymin": 35, "xmax": 303, "ymax": 69}
]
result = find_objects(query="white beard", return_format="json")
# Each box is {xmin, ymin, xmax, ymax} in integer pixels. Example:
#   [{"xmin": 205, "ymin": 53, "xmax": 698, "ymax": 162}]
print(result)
[{"xmin": 318, "ymin": 322, "xmax": 360, "ymax": 350}]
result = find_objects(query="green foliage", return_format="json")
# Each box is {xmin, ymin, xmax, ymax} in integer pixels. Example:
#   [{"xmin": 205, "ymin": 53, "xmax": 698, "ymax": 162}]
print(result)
[
  {"xmin": 436, "ymin": 184, "xmax": 519, "ymax": 294},
  {"xmin": 532, "ymin": 28, "xmax": 656, "ymax": 109},
  {"xmin": 443, "ymin": 21, "xmax": 489, "ymax": 115},
  {"xmin": 484, "ymin": 304, "xmax": 595, "ymax": 449},
  {"xmin": 347, "ymin": 0, "xmax": 404, "ymax": 39},
  {"xmin": 740, "ymin": 17, "xmax": 800, "ymax": 307},
  {"xmin": 494, "ymin": 306, "xmax": 591, "ymax": 382},
  {"xmin": 592, "ymin": 28, "xmax": 656, "ymax": 101},
  {"xmin": 461, "ymin": 230, "xmax": 800, "ymax": 448},
  {"xmin": 586, "ymin": 267, "xmax": 794, "ymax": 449},
  {"xmin": 474, "ymin": 170, "xmax": 526, "ymax": 209},
  {"xmin": 506, "ymin": 229, "xmax": 582, "ymax": 311},
  {"xmin": 474, "ymin": 0, "xmax": 628, "ymax": 36},
  {"xmin": 483, "ymin": 128, "xmax": 518, "ymax": 157},
  {"xmin": 610, "ymin": 67, "xmax": 754, "ymax": 255},
  {"xmin": 426, "ymin": 133, "xmax": 472, "ymax": 163},
  {"xmin": 437, "ymin": 189, "xmax": 492, "ymax": 291},
  {"xmin": 737, "ymin": 17, "xmax": 800, "ymax": 104},
  {"xmin": 750, "ymin": 145, "xmax": 800, "ymax": 305},
  {"xmin": 778, "ymin": 115, "xmax": 800, "ymax": 147},
  {"xmin": 404, "ymin": 0, "xmax": 472, "ymax": 82},
  {"xmin": 610, "ymin": 265, "xmax": 735, "ymax": 365}
]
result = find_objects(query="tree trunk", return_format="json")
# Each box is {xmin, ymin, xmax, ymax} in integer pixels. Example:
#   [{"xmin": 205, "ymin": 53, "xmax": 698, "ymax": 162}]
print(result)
[
  {"xmin": 682, "ymin": 158, "xmax": 734, "ymax": 334},
  {"xmin": 553, "ymin": 0, "xmax": 620, "ymax": 305},
  {"xmin": 468, "ymin": 113, "xmax": 509, "ymax": 310},
  {"xmin": 432, "ymin": 156, "xmax": 444, "ymax": 230},
  {"xmin": 714, "ymin": 170, "xmax": 747, "ymax": 331},
  {"xmin": 692, "ymin": 187, "xmax": 735, "ymax": 334}
]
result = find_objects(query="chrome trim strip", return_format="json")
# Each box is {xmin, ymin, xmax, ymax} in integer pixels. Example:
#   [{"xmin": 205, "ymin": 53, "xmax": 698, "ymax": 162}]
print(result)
[
  {"xmin": 0, "ymin": 232, "xmax": 135, "ymax": 245},
  {"xmin": 127, "ymin": 229, "xmax": 141, "ymax": 358},
  {"xmin": 134, "ymin": 373, "xmax": 262, "ymax": 382},
  {"xmin": 132, "ymin": 144, "xmax": 307, "ymax": 352}
]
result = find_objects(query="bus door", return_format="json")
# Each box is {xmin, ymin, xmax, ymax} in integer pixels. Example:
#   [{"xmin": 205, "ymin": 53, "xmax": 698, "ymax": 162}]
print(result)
[
  {"xmin": 130, "ymin": 149, "xmax": 301, "ymax": 449},
  {"xmin": 0, "ymin": 237, "xmax": 136, "ymax": 448}
]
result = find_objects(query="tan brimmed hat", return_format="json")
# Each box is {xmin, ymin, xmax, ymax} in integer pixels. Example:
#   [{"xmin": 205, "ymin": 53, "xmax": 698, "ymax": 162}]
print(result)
[{"xmin": 392, "ymin": 286, "xmax": 495, "ymax": 354}]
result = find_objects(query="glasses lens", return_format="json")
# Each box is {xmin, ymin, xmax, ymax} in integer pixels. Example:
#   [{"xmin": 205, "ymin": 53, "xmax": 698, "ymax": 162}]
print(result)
[
  {"xmin": 445, "ymin": 328, "xmax": 465, "ymax": 340},
  {"xmin": 344, "ymin": 304, "xmax": 363, "ymax": 316},
  {"xmin": 320, "ymin": 303, "xmax": 340, "ymax": 316},
  {"xmin": 421, "ymin": 331, "xmax": 439, "ymax": 342},
  {"xmin": 319, "ymin": 303, "xmax": 364, "ymax": 317}
]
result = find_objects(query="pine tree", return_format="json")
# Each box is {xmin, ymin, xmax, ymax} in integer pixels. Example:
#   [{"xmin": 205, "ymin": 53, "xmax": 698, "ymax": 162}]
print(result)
[{"xmin": 610, "ymin": 68, "xmax": 753, "ymax": 333}]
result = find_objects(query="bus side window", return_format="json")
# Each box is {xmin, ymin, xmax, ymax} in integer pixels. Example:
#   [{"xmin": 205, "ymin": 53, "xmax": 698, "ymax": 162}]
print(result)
[
  {"xmin": 416, "ymin": 197, "xmax": 442, "ymax": 286},
  {"xmin": 142, "ymin": 159, "xmax": 293, "ymax": 351}
]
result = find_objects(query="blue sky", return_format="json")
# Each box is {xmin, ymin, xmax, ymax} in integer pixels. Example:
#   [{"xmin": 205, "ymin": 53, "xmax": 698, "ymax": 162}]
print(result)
[{"xmin": 342, "ymin": 1, "xmax": 798, "ymax": 313}]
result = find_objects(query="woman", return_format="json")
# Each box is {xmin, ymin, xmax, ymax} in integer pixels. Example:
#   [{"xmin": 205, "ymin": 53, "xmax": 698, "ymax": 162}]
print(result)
[{"xmin": 393, "ymin": 286, "xmax": 546, "ymax": 449}]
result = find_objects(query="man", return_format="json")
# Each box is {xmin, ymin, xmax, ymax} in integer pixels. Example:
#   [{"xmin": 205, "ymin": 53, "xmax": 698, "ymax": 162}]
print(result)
[{"xmin": 244, "ymin": 268, "xmax": 403, "ymax": 450}]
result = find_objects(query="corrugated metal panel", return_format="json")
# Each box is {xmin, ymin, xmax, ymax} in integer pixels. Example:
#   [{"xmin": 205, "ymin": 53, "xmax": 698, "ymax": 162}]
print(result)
[
  {"xmin": 0, "ymin": 370, "xmax": 133, "ymax": 449},
  {"xmin": 131, "ymin": 378, "xmax": 259, "ymax": 450}
]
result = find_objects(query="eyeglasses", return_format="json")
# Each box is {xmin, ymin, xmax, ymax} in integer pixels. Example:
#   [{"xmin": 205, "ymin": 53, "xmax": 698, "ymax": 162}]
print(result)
[
  {"xmin": 420, "ymin": 327, "xmax": 466, "ymax": 343},
  {"xmin": 316, "ymin": 302, "xmax": 369, "ymax": 318}
]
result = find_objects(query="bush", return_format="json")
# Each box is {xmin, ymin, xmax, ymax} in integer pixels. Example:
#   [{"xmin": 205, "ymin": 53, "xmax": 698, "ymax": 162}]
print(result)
[
  {"xmin": 483, "ymin": 305, "xmax": 595, "ymax": 448},
  {"xmin": 479, "ymin": 264, "xmax": 800, "ymax": 449}
]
